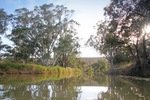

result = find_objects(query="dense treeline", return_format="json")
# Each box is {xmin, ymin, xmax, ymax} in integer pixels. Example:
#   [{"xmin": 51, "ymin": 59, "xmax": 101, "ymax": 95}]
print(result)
[
  {"xmin": 0, "ymin": 3, "xmax": 81, "ymax": 68},
  {"xmin": 87, "ymin": 0, "xmax": 150, "ymax": 76}
]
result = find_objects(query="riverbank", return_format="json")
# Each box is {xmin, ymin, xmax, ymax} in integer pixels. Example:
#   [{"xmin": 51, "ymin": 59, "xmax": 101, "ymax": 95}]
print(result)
[
  {"xmin": 104, "ymin": 64, "xmax": 150, "ymax": 77},
  {"xmin": 0, "ymin": 62, "xmax": 82, "ymax": 76}
]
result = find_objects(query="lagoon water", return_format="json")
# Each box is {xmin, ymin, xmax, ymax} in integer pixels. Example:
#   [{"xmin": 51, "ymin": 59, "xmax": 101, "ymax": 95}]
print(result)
[{"xmin": 0, "ymin": 74, "xmax": 150, "ymax": 100}]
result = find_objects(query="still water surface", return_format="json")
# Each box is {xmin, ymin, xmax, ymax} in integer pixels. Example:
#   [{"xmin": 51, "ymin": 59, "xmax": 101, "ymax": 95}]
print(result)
[{"xmin": 0, "ymin": 74, "xmax": 150, "ymax": 100}]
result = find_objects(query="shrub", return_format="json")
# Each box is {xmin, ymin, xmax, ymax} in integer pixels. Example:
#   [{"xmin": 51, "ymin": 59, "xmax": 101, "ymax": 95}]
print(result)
[{"xmin": 91, "ymin": 58, "xmax": 109, "ymax": 72}]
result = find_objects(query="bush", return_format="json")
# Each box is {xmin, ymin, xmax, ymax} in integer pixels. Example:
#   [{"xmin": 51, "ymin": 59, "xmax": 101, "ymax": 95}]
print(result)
[{"xmin": 91, "ymin": 58, "xmax": 109, "ymax": 72}]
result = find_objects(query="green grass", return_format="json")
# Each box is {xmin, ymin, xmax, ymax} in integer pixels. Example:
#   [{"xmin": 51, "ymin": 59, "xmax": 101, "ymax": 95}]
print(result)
[{"xmin": 0, "ymin": 62, "xmax": 82, "ymax": 76}]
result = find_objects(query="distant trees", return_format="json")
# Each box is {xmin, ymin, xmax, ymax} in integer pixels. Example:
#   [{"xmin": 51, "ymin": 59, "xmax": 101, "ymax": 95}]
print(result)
[
  {"xmin": 0, "ymin": 3, "xmax": 80, "ymax": 67},
  {"xmin": 91, "ymin": 58, "xmax": 109, "ymax": 72}
]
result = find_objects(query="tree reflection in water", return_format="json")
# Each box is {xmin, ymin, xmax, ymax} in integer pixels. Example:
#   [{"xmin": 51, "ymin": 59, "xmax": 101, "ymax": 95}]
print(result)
[
  {"xmin": 1, "ymin": 74, "xmax": 150, "ymax": 100},
  {"xmin": 99, "ymin": 76, "xmax": 150, "ymax": 100},
  {"xmin": 0, "ymin": 75, "xmax": 83, "ymax": 100}
]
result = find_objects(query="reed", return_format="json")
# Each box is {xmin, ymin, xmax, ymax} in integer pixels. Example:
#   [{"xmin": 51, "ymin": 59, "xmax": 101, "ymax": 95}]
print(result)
[{"xmin": 0, "ymin": 62, "xmax": 82, "ymax": 76}]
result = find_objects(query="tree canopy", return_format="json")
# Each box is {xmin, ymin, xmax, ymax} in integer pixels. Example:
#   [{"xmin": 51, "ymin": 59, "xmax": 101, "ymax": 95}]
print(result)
[
  {"xmin": 87, "ymin": 0, "xmax": 150, "ymax": 75},
  {"xmin": 0, "ymin": 3, "xmax": 80, "ymax": 67}
]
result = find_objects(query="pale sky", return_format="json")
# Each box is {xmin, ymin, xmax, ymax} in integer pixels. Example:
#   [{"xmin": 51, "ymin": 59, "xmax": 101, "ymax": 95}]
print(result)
[{"xmin": 0, "ymin": 0, "xmax": 110, "ymax": 57}]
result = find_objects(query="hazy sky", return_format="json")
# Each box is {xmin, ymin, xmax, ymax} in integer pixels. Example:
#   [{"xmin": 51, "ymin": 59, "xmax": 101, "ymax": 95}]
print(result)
[{"xmin": 0, "ymin": 0, "xmax": 110, "ymax": 57}]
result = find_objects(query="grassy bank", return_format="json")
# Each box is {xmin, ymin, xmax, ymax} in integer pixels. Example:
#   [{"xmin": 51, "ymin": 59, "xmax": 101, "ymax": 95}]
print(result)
[{"xmin": 0, "ymin": 62, "xmax": 82, "ymax": 77}]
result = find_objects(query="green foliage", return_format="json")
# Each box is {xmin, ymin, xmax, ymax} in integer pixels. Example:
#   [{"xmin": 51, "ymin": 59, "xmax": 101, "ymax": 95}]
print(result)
[
  {"xmin": 101, "ymin": 0, "xmax": 150, "ymax": 76},
  {"xmin": 86, "ymin": 0, "xmax": 150, "ymax": 73},
  {"xmin": 0, "ymin": 9, "xmax": 8, "ymax": 34},
  {"xmin": 104, "ymin": 0, "xmax": 150, "ymax": 60},
  {"xmin": 0, "ymin": 9, "xmax": 10, "ymax": 60},
  {"xmin": 113, "ymin": 48, "xmax": 132, "ymax": 64},
  {"xmin": 91, "ymin": 58, "xmax": 109, "ymax": 72},
  {"xmin": 7, "ymin": 3, "xmax": 79, "ymax": 66},
  {"xmin": 86, "ymin": 20, "xmax": 124, "ymax": 69},
  {"xmin": 54, "ymin": 34, "xmax": 80, "ymax": 67},
  {"xmin": 0, "ymin": 3, "xmax": 81, "ymax": 68},
  {"xmin": 87, "ymin": 67, "xmax": 94, "ymax": 77}
]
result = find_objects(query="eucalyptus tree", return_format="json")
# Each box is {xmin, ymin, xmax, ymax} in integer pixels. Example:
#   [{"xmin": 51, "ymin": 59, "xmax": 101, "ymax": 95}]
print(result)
[
  {"xmin": 0, "ymin": 9, "xmax": 9, "ymax": 60},
  {"xmin": 103, "ymin": 0, "xmax": 150, "ymax": 75},
  {"xmin": 53, "ymin": 34, "xmax": 80, "ymax": 68},
  {"xmin": 9, "ymin": 3, "xmax": 79, "ymax": 65},
  {"xmin": 86, "ymin": 0, "xmax": 150, "ymax": 69},
  {"xmin": 8, "ymin": 8, "xmax": 36, "ymax": 63},
  {"xmin": 32, "ymin": 4, "xmax": 79, "ymax": 66},
  {"xmin": 86, "ymin": 20, "xmax": 124, "ymax": 69},
  {"xmin": 0, "ymin": 9, "xmax": 8, "ymax": 34}
]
